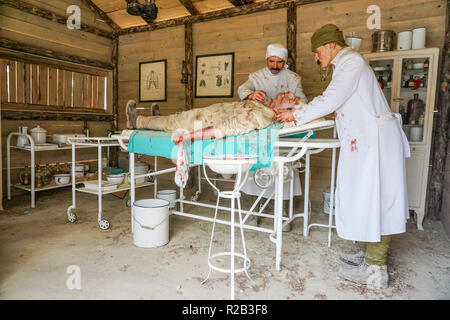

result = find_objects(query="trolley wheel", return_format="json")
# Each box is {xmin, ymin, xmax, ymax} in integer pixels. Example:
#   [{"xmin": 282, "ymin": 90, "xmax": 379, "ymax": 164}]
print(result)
[
  {"xmin": 190, "ymin": 194, "xmax": 198, "ymax": 202},
  {"xmin": 68, "ymin": 211, "xmax": 77, "ymax": 223},
  {"xmin": 67, "ymin": 207, "xmax": 77, "ymax": 223},
  {"xmin": 99, "ymin": 219, "xmax": 110, "ymax": 230},
  {"xmin": 126, "ymin": 199, "xmax": 132, "ymax": 207}
]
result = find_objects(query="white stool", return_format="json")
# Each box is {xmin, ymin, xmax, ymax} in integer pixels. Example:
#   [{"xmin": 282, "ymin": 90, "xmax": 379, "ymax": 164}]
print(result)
[{"xmin": 201, "ymin": 155, "xmax": 257, "ymax": 300}]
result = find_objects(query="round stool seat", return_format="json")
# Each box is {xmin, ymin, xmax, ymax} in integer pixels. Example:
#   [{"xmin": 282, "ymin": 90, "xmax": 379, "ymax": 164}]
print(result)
[
  {"xmin": 208, "ymin": 252, "xmax": 251, "ymax": 274},
  {"xmin": 218, "ymin": 190, "xmax": 241, "ymax": 199}
]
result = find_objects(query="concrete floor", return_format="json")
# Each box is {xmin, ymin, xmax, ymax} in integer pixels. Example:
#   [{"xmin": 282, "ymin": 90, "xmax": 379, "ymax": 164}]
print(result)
[{"xmin": 1, "ymin": 181, "xmax": 449, "ymax": 300}]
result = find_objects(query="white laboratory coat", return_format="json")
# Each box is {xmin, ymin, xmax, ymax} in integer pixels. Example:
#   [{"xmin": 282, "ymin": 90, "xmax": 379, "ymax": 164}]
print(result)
[
  {"xmin": 238, "ymin": 67, "xmax": 308, "ymax": 103},
  {"xmin": 293, "ymin": 47, "xmax": 410, "ymax": 242},
  {"xmin": 238, "ymin": 67, "xmax": 308, "ymax": 200}
]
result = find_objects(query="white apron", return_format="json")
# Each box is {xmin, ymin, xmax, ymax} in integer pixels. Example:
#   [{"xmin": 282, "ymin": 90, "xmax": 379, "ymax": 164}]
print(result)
[{"xmin": 293, "ymin": 47, "xmax": 410, "ymax": 242}]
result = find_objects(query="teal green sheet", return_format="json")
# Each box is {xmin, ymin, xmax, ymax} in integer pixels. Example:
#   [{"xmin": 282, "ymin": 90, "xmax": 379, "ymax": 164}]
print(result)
[{"xmin": 127, "ymin": 123, "xmax": 284, "ymax": 171}]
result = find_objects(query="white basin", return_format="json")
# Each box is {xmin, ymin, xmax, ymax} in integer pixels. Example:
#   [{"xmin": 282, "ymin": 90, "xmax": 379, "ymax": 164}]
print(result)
[{"xmin": 203, "ymin": 154, "xmax": 257, "ymax": 175}]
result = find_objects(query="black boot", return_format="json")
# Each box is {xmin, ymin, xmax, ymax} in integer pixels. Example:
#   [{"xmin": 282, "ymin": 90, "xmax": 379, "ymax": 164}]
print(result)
[{"xmin": 151, "ymin": 103, "xmax": 160, "ymax": 116}]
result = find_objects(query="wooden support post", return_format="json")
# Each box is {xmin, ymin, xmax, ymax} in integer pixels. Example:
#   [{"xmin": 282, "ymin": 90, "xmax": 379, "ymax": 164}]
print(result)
[
  {"xmin": 286, "ymin": 2, "xmax": 297, "ymax": 72},
  {"xmin": 111, "ymin": 36, "xmax": 119, "ymax": 167},
  {"xmin": 185, "ymin": 22, "xmax": 193, "ymax": 111},
  {"xmin": 178, "ymin": 0, "xmax": 198, "ymax": 15},
  {"xmin": 427, "ymin": 13, "xmax": 449, "ymax": 221}
]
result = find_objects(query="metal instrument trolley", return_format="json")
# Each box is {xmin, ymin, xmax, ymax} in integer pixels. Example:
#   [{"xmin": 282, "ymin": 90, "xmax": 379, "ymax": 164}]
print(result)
[{"xmin": 66, "ymin": 137, "xmax": 154, "ymax": 230}]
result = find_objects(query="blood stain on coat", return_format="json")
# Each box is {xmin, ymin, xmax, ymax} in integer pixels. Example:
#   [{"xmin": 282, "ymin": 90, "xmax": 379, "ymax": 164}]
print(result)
[{"xmin": 350, "ymin": 139, "xmax": 358, "ymax": 152}]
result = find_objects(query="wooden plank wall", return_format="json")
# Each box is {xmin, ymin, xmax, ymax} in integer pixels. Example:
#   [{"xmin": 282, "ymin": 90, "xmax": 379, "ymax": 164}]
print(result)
[
  {"xmin": 0, "ymin": 3, "xmax": 113, "ymax": 65},
  {"xmin": 117, "ymin": 0, "xmax": 446, "ymax": 201},
  {"xmin": 118, "ymin": 25, "xmax": 185, "ymax": 126},
  {"xmin": 0, "ymin": 1, "xmax": 114, "ymax": 198}
]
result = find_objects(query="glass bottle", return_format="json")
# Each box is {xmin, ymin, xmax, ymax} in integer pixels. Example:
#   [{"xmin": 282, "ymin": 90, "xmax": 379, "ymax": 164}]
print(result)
[
  {"xmin": 423, "ymin": 59, "xmax": 429, "ymax": 68},
  {"xmin": 406, "ymin": 60, "xmax": 413, "ymax": 70},
  {"xmin": 20, "ymin": 164, "xmax": 31, "ymax": 185},
  {"xmin": 407, "ymin": 75, "xmax": 415, "ymax": 88},
  {"xmin": 386, "ymin": 65, "xmax": 392, "ymax": 88},
  {"xmin": 407, "ymin": 93, "xmax": 424, "ymax": 124},
  {"xmin": 35, "ymin": 165, "xmax": 44, "ymax": 188},
  {"xmin": 378, "ymin": 75, "xmax": 385, "ymax": 89},
  {"xmin": 421, "ymin": 75, "xmax": 427, "ymax": 87}
]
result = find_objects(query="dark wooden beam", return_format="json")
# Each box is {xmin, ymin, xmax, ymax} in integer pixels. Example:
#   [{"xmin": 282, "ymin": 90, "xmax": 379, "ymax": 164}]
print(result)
[
  {"xmin": 427, "ymin": 12, "xmax": 450, "ymax": 221},
  {"xmin": 185, "ymin": 22, "xmax": 193, "ymax": 110},
  {"xmin": 119, "ymin": 0, "xmax": 331, "ymax": 35},
  {"xmin": 2, "ymin": 102, "xmax": 113, "ymax": 121},
  {"xmin": 178, "ymin": 0, "xmax": 198, "ymax": 16},
  {"xmin": 228, "ymin": 0, "xmax": 254, "ymax": 6},
  {"xmin": 78, "ymin": 0, "xmax": 121, "ymax": 33},
  {"xmin": 0, "ymin": 0, "xmax": 114, "ymax": 39},
  {"xmin": 0, "ymin": 38, "xmax": 114, "ymax": 70},
  {"xmin": 286, "ymin": 2, "xmax": 297, "ymax": 72}
]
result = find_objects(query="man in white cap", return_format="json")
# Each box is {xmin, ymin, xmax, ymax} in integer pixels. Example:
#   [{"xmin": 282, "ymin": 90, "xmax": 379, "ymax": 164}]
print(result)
[
  {"xmin": 238, "ymin": 43, "xmax": 308, "ymax": 231},
  {"xmin": 238, "ymin": 43, "xmax": 308, "ymax": 103}
]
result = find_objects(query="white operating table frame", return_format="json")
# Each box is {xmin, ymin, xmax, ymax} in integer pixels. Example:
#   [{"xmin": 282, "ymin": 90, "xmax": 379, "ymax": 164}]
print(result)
[{"xmin": 114, "ymin": 120, "xmax": 340, "ymax": 271}]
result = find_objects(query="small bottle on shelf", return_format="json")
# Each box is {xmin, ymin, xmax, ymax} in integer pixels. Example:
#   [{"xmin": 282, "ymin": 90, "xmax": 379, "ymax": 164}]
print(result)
[
  {"xmin": 407, "ymin": 75, "xmax": 415, "ymax": 88},
  {"xmin": 423, "ymin": 59, "xmax": 429, "ymax": 68}
]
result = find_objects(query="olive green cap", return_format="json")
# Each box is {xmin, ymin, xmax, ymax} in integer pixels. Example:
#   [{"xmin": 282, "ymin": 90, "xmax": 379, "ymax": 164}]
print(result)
[{"xmin": 311, "ymin": 24, "xmax": 348, "ymax": 52}]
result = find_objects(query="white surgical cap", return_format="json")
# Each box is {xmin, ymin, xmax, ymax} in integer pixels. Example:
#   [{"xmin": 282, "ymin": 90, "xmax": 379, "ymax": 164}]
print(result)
[{"xmin": 265, "ymin": 43, "xmax": 288, "ymax": 61}]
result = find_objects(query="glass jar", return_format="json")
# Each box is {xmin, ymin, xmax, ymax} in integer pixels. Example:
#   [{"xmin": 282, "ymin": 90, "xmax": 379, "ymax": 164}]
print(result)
[{"xmin": 43, "ymin": 164, "xmax": 52, "ymax": 185}]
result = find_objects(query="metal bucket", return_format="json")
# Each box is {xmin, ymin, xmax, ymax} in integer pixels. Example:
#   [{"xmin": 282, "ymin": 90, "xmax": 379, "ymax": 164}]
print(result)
[
  {"xmin": 372, "ymin": 30, "xmax": 395, "ymax": 52},
  {"xmin": 133, "ymin": 199, "xmax": 170, "ymax": 248}
]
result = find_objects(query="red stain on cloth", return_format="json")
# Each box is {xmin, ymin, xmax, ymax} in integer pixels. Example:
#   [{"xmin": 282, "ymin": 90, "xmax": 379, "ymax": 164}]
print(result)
[
  {"xmin": 174, "ymin": 142, "xmax": 189, "ymax": 188},
  {"xmin": 350, "ymin": 139, "xmax": 358, "ymax": 152}
]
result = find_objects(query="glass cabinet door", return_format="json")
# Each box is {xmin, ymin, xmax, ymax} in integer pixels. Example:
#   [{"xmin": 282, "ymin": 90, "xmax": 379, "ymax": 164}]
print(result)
[
  {"xmin": 368, "ymin": 59, "xmax": 394, "ymax": 109},
  {"xmin": 398, "ymin": 57, "xmax": 430, "ymax": 143}
]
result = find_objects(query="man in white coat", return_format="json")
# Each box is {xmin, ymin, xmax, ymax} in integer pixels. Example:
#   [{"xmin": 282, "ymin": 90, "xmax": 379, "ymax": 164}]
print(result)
[
  {"xmin": 277, "ymin": 24, "xmax": 410, "ymax": 289},
  {"xmin": 238, "ymin": 43, "xmax": 308, "ymax": 231}
]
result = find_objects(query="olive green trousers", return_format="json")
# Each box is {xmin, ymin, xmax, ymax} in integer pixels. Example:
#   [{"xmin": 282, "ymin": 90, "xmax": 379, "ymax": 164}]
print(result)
[{"xmin": 364, "ymin": 235, "xmax": 392, "ymax": 266}]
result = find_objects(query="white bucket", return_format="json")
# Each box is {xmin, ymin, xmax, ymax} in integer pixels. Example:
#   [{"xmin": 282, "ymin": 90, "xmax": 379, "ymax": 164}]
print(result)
[
  {"xmin": 412, "ymin": 27, "xmax": 426, "ymax": 49},
  {"xmin": 397, "ymin": 31, "xmax": 412, "ymax": 50},
  {"xmin": 157, "ymin": 189, "xmax": 177, "ymax": 209},
  {"xmin": 323, "ymin": 189, "xmax": 336, "ymax": 215},
  {"xmin": 133, "ymin": 199, "xmax": 170, "ymax": 248}
]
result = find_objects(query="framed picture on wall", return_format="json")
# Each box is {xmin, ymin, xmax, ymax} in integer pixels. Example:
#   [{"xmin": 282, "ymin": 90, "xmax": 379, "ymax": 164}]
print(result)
[
  {"xmin": 139, "ymin": 59, "xmax": 167, "ymax": 102},
  {"xmin": 195, "ymin": 52, "xmax": 234, "ymax": 98}
]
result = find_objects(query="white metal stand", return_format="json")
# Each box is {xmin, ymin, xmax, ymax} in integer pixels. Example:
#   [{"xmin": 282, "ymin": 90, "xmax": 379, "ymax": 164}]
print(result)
[{"xmin": 200, "ymin": 156, "xmax": 256, "ymax": 300}]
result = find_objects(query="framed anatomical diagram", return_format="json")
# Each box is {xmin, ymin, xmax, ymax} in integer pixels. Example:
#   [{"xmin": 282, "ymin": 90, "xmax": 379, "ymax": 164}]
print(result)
[
  {"xmin": 195, "ymin": 52, "xmax": 234, "ymax": 98},
  {"xmin": 139, "ymin": 59, "xmax": 167, "ymax": 102}
]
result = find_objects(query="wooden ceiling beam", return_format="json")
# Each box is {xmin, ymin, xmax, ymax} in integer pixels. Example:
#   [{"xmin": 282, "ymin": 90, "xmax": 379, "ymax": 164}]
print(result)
[
  {"xmin": 228, "ymin": 0, "xmax": 254, "ymax": 7},
  {"xmin": 78, "ymin": 0, "xmax": 121, "ymax": 33},
  {"xmin": 119, "ymin": 0, "xmax": 331, "ymax": 35},
  {"xmin": 178, "ymin": 0, "xmax": 199, "ymax": 16},
  {"xmin": 0, "ymin": 0, "xmax": 114, "ymax": 39}
]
